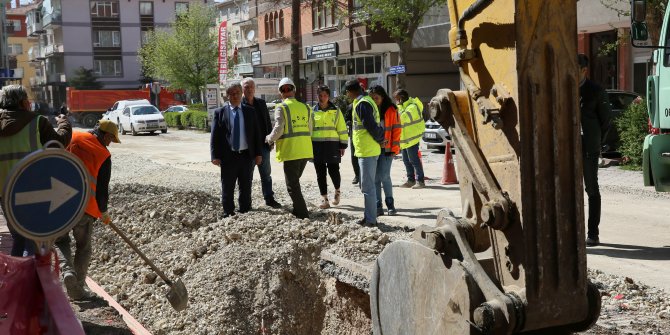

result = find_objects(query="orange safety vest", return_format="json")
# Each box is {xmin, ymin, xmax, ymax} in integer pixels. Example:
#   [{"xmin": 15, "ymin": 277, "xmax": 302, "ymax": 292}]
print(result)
[
  {"xmin": 67, "ymin": 131, "xmax": 110, "ymax": 219},
  {"xmin": 382, "ymin": 105, "xmax": 401, "ymax": 155}
]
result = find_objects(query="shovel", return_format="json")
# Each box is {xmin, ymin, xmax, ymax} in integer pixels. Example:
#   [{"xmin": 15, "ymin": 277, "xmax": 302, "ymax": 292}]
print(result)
[{"xmin": 108, "ymin": 221, "xmax": 189, "ymax": 311}]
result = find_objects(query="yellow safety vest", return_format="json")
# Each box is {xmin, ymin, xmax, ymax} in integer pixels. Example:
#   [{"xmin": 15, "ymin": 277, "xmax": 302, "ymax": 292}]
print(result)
[
  {"xmin": 352, "ymin": 95, "xmax": 381, "ymax": 158},
  {"xmin": 311, "ymin": 104, "xmax": 348, "ymax": 146},
  {"xmin": 0, "ymin": 115, "xmax": 41, "ymax": 191},
  {"xmin": 275, "ymin": 98, "xmax": 313, "ymax": 162},
  {"xmin": 399, "ymin": 98, "xmax": 425, "ymax": 149}
]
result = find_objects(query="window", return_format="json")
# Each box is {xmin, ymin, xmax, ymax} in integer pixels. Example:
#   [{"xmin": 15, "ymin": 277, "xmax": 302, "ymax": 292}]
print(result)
[
  {"xmin": 8, "ymin": 44, "xmax": 23, "ymax": 55},
  {"xmin": 91, "ymin": 1, "xmax": 119, "ymax": 18},
  {"xmin": 94, "ymin": 59, "xmax": 123, "ymax": 76},
  {"xmin": 175, "ymin": 2, "xmax": 189, "ymax": 14},
  {"xmin": 312, "ymin": 0, "xmax": 335, "ymax": 30},
  {"xmin": 6, "ymin": 20, "xmax": 21, "ymax": 32},
  {"xmin": 140, "ymin": 30, "xmax": 152, "ymax": 45},
  {"xmin": 264, "ymin": 11, "xmax": 284, "ymax": 40},
  {"xmin": 93, "ymin": 30, "xmax": 121, "ymax": 47},
  {"xmin": 140, "ymin": 2, "xmax": 153, "ymax": 16}
]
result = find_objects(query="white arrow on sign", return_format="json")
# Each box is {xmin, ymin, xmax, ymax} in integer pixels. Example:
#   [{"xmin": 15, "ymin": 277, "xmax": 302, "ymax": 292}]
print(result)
[{"xmin": 14, "ymin": 177, "xmax": 80, "ymax": 214}]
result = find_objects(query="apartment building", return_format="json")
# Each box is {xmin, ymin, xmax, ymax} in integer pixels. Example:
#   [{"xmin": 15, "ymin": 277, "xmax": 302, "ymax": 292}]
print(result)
[
  {"xmin": 577, "ymin": 1, "xmax": 652, "ymax": 95},
  {"xmin": 25, "ymin": 0, "xmax": 209, "ymax": 109},
  {"xmin": 216, "ymin": 0, "xmax": 459, "ymax": 103},
  {"xmin": 3, "ymin": 1, "xmax": 40, "ymax": 98}
]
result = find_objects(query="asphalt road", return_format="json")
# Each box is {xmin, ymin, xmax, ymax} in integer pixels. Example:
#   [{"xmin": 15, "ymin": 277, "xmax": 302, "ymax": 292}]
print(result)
[{"xmin": 102, "ymin": 127, "xmax": 670, "ymax": 292}]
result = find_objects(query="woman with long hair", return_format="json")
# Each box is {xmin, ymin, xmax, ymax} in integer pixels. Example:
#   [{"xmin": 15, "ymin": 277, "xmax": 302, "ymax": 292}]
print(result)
[{"xmin": 369, "ymin": 85, "xmax": 400, "ymax": 215}]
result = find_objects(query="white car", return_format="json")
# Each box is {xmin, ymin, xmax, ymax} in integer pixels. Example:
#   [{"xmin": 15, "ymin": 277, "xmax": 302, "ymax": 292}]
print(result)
[
  {"xmin": 107, "ymin": 99, "xmax": 151, "ymax": 125},
  {"xmin": 164, "ymin": 105, "xmax": 189, "ymax": 113},
  {"xmin": 118, "ymin": 105, "xmax": 167, "ymax": 135},
  {"xmin": 422, "ymin": 119, "xmax": 454, "ymax": 151}
]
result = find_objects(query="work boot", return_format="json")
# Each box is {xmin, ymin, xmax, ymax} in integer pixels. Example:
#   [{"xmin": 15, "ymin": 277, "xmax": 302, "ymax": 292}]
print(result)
[
  {"xmin": 352, "ymin": 176, "xmax": 359, "ymax": 184},
  {"xmin": 377, "ymin": 206, "xmax": 385, "ymax": 217},
  {"xmin": 586, "ymin": 237, "xmax": 600, "ymax": 247},
  {"xmin": 332, "ymin": 189, "xmax": 341, "ymax": 206},
  {"xmin": 412, "ymin": 181, "xmax": 426, "ymax": 189},
  {"xmin": 266, "ymin": 199, "xmax": 282, "ymax": 209},
  {"xmin": 385, "ymin": 197, "xmax": 397, "ymax": 216},
  {"xmin": 319, "ymin": 195, "xmax": 330, "ymax": 209},
  {"xmin": 63, "ymin": 272, "xmax": 88, "ymax": 300},
  {"xmin": 400, "ymin": 180, "xmax": 416, "ymax": 188}
]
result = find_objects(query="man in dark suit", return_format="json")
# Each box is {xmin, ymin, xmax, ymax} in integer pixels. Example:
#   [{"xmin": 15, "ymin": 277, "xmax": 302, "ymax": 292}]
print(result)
[
  {"xmin": 578, "ymin": 54, "xmax": 611, "ymax": 247},
  {"xmin": 210, "ymin": 81, "xmax": 263, "ymax": 217},
  {"xmin": 241, "ymin": 77, "xmax": 282, "ymax": 208}
]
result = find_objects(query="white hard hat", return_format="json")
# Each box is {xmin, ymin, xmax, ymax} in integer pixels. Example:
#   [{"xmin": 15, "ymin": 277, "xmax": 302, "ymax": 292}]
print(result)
[{"xmin": 278, "ymin": 77, "xmax": 295, "ymax": 92}]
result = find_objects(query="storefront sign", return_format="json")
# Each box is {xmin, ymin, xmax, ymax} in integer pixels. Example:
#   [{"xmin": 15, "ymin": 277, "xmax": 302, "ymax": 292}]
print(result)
[
  {"xmin": 218, "ymin": 21, "xmax": 228, "ymax": 84},
  {"xmin": 389, "ymin": 65, "xmax": 406, "ymax": 75},
  {"xmin": 251, "ymin": 51, "xmax": 261, "ymax": 65},
  {"xmin": 305, "ymin": 43, "xmax": 338, "ymax": 60}
]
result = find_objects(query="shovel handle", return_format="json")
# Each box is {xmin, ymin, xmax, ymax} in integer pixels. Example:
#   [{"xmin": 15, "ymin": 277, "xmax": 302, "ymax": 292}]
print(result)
[{"xmin": 108, "ymin": 221, "xmax": 173, "ymax": 285}]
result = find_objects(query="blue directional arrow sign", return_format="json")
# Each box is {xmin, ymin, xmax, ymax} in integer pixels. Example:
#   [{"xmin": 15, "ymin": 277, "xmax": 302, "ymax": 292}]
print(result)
[{"xmin": 2, "ymin": 149, "xmax": 90, "ymax": 241}]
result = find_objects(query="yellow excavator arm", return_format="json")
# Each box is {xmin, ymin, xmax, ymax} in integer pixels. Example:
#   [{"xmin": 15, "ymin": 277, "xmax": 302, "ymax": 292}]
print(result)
[{"xmin": 370, "ymin": 1, "xmax": 601, "ymax": 333}]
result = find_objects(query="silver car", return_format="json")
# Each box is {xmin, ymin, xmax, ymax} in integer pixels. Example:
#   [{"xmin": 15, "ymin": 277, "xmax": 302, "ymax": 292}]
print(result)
[{"xmin": 422, "ymin": 119, "xmax": 453, "ymax": 151}]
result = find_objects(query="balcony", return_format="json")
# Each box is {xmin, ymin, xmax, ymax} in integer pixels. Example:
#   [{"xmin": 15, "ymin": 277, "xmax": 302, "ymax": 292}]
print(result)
[
  {"xmin": 44, "ymin": 44, "xmax": 64, "ymax": 57},
  {"xmin": 30, "ymin": 77, "xmax": 46, "ymax": 87},
  {"xmin": 27, "ymin": 21, "xmax": 44, "ymax": 37},
  {"xmin": 43, "ymin": 12, "xmax": 62, "ymax": 28},
  {"xmin": 47, "ymin": 73, "xmax": 66, "ymax": 84},
  {"xmin": 28, "ymin": 47, "xmax": 45, "ymax": 61},
  {"xmin": 233, "ymin": 63, "xmax": 253, "ymax": 75}
]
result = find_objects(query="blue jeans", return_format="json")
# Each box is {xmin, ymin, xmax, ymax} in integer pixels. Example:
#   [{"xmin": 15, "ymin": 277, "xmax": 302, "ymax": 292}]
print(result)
[
  {"xmin": 256, "ymin": 146, "xmax": 275, "ymax": 201},
  {"xmin": 375, "ymin": 154, "xmax": 394, "ymax": 209},
  {"xmin": 402, "ymin": 143, "xmax": 424, "ymax": 182},
  {"xmin": 358, "ymin": 156, "xmax": 379, "ymax": 224}
]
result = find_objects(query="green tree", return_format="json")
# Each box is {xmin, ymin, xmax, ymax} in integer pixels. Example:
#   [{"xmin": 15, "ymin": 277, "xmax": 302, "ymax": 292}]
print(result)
[
  {"xmin": 68, "ymin": 67, "xmax": 103, "ymax": 90},
  {"xmin": 138, "ymin": 3, "xmax": 218, "ymax": 101},
  {"xmin": 358, "ymin": 0, "xmax": 448, "ymax": 89},
  {"xmin": 616, "ymin": 98, "xmax": 649, "ymax": 167}
]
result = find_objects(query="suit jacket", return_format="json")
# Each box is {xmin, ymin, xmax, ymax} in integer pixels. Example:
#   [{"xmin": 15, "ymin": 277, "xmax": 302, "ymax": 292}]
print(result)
[
  {"xmin": 580, "ymin": 79, "xmax": 611, "ymax": 156},
  {"xmin": 242, "ymin": 97, "xmax": 272, "ymax": 150},
  {"xmin": 210, "ymin": 104, "xmax": 263, "ymax": 162}
]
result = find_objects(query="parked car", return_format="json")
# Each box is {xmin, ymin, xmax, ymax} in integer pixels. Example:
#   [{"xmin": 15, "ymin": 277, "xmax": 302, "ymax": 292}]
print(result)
[
  {"xmin": 603, "ymin": 90, "xmax": 641, "ymax": 156},
  {"xmin": 106, "ymin": 99, "xmax": 152, "ymax": 125},
  {"xmin": 422, "ymin": 119, "xmax": 453, "ymax": 151},
  {"xmin": 164, "ymin": 105, "xmax": 189, "ymax": 113},
  {"xmin": 118, "ymin": 105, "xmax": 167, "ymax": 135}
]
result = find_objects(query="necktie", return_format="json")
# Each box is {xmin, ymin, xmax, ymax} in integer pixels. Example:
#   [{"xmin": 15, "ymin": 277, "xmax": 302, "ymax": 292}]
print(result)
[{"xmin": 232, "ymin": 107, "xmax": 240, "ymax": 151}]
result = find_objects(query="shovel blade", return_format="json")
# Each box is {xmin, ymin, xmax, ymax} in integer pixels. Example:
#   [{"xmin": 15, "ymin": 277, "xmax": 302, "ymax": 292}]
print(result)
[{"xmin": 166, "ymin": 278, "xmax": 188, "ymax": 311}]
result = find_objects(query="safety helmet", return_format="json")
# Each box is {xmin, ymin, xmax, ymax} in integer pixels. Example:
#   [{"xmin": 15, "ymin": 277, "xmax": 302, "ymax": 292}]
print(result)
[{"xmin": 278, "ymin": 77, "xmax": 296, "ymax": 92}]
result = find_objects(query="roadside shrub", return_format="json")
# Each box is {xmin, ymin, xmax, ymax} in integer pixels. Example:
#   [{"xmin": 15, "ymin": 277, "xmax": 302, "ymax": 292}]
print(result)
[
  {"xmin": 616, "ymin": 97, "xmax": 648, "ymax": 168},
  {"xmin": 164, "ymin": 112, "xmax": 182, "ymax": 127},
  {"xmin": 188, "ymin": 103, "xmax": 205, "ymax": 112},
  {"xmin": 191, "ymin": 111, "xmax": 208, "ymax": 129},
  {"xmin": 181, "ymin": 110, "xmax": 195, "ymax": 127}
]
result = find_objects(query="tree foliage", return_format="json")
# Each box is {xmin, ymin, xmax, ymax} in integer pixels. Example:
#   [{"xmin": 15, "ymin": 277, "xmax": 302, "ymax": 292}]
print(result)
[
  {"xmin": 357, "ymin": 0, "xmax": 448, "ymax": 88},
  {"xmin": 138, "ymin": 3, "xmax": 218, "ymax": 100},
  {"xmin": 616, "ymin": 97, "xmax": 648, "ymax": 167},
  {"xmin": 68, "ymin": 67, "xmax": 103, "ymax": 90}
]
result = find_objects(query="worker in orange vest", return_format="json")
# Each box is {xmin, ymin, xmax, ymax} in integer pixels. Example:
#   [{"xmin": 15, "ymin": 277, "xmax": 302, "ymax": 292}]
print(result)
[
  {"xmin": 369, "ymin": 85, "xmax": 401, "ymax": 216},
  {"xmin": 55, "ymin": 120, "xmax": 120, "ymax": 300}
]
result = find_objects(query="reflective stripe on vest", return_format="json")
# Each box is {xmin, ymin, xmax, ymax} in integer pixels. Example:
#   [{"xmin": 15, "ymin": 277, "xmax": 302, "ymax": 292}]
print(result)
[
  {"xmin": 275, "ymin": 99, "xmax": 313, "ymax": 162},
  {"xmin": 400, "ymin": 102, "xmax": 425, "ymax": 149},
  {"xmin": 352, "ymin": 96, "xmax": 381, "ymax": 158},
  {"xmin": 68, "ymin": 131, "xmax": 111, "ymax": 219},
  {"xmin": 312, "ymin": 108, "xmax": 341, "ymax": 144},
  {"xmin": 0, "ymin": 116, "xmax": 40, "ymax": 191}
]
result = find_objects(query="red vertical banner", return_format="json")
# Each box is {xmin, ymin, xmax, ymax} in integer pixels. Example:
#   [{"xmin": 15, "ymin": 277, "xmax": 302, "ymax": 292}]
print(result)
[{"xmin": 218, "ymin": 21, "xmax": 228, "ymax": 84}]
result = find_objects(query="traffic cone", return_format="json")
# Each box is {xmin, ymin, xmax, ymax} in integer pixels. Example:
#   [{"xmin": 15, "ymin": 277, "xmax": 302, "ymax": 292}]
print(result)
[
  {"xmin": 441, "ymin": 142, "xmax": 458, "ymax": 185},
  {"xmin": 417, "ymin": 149, "xmax": 430, "ymax": 180}
]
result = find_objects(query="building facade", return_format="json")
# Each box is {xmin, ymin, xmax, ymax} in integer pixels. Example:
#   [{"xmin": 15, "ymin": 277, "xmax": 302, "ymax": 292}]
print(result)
[
  {"xmin": 577, "ymin": 1, "xmax": 652, "ymax": 95},
  {"xmin": 25, "ymin": 0, "xmax": 209, "ymax": 109},
  {"xmin": 4, "ymin": 1, "xmax": 40, "ymax": 99}
]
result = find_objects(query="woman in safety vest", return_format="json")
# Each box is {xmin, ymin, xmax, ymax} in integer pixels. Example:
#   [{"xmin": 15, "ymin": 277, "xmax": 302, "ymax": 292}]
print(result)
[
  {"xmin": 369, "ymin": 85, "xmax": 400, "ymax": 216},
  {"xmin": 311, "ymin": 85, "xmax": 348, "ymax": 209}
]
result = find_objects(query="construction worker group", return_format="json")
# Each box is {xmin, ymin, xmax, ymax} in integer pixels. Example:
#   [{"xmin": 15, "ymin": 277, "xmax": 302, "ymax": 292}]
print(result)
[{"xmin": 210, "ymin": 78, "xmax": 427, "ymax": 227}]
